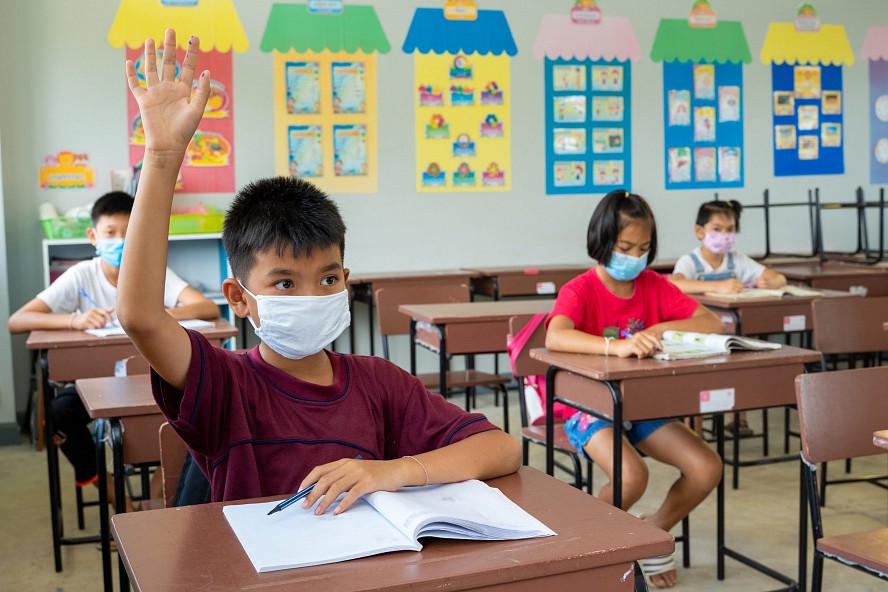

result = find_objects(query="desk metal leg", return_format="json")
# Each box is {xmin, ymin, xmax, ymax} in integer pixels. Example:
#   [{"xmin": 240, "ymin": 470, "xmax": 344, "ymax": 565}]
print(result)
[
  {"xmin": 545, "ymin": 366, "xmax": 556, "ymax": 476},
  {"xmin": 42, "ymin": 354, "xmax": 64, "ymax": 573},
  {"xmin": 367, "ymin": 286, "xmax": 376, "ymax": 357},
  {"xmin": 110, "ymin": 419, "xmax": 130, "ymax": 592},
  {"xmin": 409, "ymin": 319, "xmax": 417, "ymax": 375},
  {"xmin": 716, "ymin": 414, "xmax": 726, "ymax": 580},
  {"xmin": 798, "ymin": 458, "xmax": 808, "ymax": 592},
  {"xmin": 96, "ymin": 420, "xmax": 113, "ymax": 592}
]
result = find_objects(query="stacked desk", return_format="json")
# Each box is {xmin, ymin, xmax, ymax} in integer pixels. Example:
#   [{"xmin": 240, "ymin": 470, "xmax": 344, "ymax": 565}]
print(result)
[
  {"xmin": 464, "ymin": 265, "xmax": 587, "ymax": 299},
  {"xmin": 111, "ymin": 467, "xmax": 673, "ymax": 591},
  {"xmin": 770, "ymin": 262, "xmax": 888, "ymax": 296}
]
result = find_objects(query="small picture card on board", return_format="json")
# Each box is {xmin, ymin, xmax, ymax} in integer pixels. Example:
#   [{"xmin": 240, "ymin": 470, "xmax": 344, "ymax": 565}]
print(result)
[
  {"xmin": 553, "ymin": 65, "xmax": 586, "ymax": 92},
  {"xmin": 693, "ymin": 64, "xmax": 715, "ymax": 100},
  {"xmin": 425, "ymin": 114, "xmax": 450, "ymax": 139},
  {"xmin": 798, "ymin": 105, "xmax": 819, "ymax": 131},
  {"xmin": 554, "ymin": 128, "xmax": 587, "ymax": 154},
  {"xmin": 821, "ymin": 123, "xmax": 841, "ymax": 148},
  {"xmin": 452, "ymin": 133, "xmax": 476, "ymax": 157},
  {"xmin": 694, "ymin": 106, "xmax": 716, "ymax": 142},
  {"xmin": 554, "ymin": 96, "xmax": 587, "ymax": 123},
  {"xmin": 333, "ymin": 124, "xmax": 368, "ymax": 177},
  {"xmin": 480, "ymin": 81, "xmax": 503, "ymax": 105},
  {"xmin": 592, "ymin": 128, "xmax": 624, "ymax": 154},
  {"xmin": 554, "ymin": 161, "xmax": 586, "ymax": 187},
  {"xmin": 592, "ymin": 65, "xmax": 623, "ymax": 92},
  {"xmin": 592, "ymin": 96, "xmax": 624, "ymax": 122},
  {"xmin": 288, "ymin": 125, "xmax": 323, "ymax": 178},
  {"xmin": 794, "ymin": 66, "xmax": 821, "ymax": 99},
  {"xmin": 331, "ymin": 62, "xmax": 366, "ymax": 114},
  {"xmin": 718, "ymin": 147, "xmax": 741, "ymax": 182},
  {"xmin": 452, "ymin": 162, "xmax": 476, "ymax": 186},
  {"xmin": 668, "ymin": 90, "xmax": 691, "ymax": 126},
  {"xmin": 592, "ymin": 160, "xmax": 624, "ymax": 186},
  {"xmin": 480, "ymin": 114, "xmax": 504, "ymax": 137},
  {"xmin": 718, "ymin": 86, "xmax": 740, "ymax": 122},
  {"xmin": 775, "ymin": 125, "xmax": 797, "ymax": 150},
  {"xmin": 694, "ymin": 147, "xmax": 716, "ymax": 182},
  {"xmin": 286, "ymin": 62, "xmax": 321, "ymax": 114},
  {"xmin": 821, "ymin": 91, "xmax": 841, "ymax": 115},
  {"xmin": 668, "ymin": 147, "xmax": 692, "ymax": 183},
  {"xmin": 773, "ymin": 92, "xmax": 795, "ymax": 116},
  {"xmin": 481, "ymin": 162, "xmax": 505, "ymax": 187},
  {"xmin": 450, "ymin": 84, "xmax": 475, "ymax": 106},
  {"xmin": 422, "ymin": 162, "xmax": 447, "ymax": 187},
  {"xmin": 798, "ymin": 135, "xmax": 819, "ymax": 160}
]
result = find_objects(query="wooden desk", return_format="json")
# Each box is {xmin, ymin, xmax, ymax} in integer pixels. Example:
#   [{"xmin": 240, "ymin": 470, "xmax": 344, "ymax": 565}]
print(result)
[
  {"xmin": 768, "ymin": 262, "xmax": 888, "ymax": 296},
  {"xmin": 111, "ymin": 467, "xmax": 673, "ymax": 592},
  {"xmin": 347, "ymin": 270, "xmax": 478, "ymax": 356},
  {"xmin": 463, "ymin": 265, "xmax": 586, "ymax": 299},
  {"xmin": 27, "ymin": 320, "xmax": 237, "ymax": 590},
  {"xmin": 874, "ymin": 430, "xmax": 888, "ymax": 450},
  {"xmin": 400, "ymin": 299, "xmax": 554, "ymax": 432},
  {"xmin": 694, "ymin": 290, "xmax": 855, "ymax": 336},
  {"xmin": 531, "ymin": 346, "xmax": 821, "ymax": 591}
]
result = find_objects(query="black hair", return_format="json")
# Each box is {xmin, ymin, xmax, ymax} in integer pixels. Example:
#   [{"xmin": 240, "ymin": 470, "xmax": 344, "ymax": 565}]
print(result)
[
  {"xmin": 222, "ymin": 176, "xmax": 346, "ymax": 282},
  {"xmin": 586, "ymin": 189, "xmax": 657, "ymax": 266},
  {"xmin": 91, "ymin": 191, "xmax": 134, "ymax": 226},
  {"xmin": 696, "ymin": 199, "xmax": 743, "ymax": 231}
]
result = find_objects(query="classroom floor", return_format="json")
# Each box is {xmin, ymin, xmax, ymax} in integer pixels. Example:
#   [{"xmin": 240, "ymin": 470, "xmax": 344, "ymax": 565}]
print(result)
[{"xmin": 1, "ymin": 397, "xmax": 886, "ymax": 591}]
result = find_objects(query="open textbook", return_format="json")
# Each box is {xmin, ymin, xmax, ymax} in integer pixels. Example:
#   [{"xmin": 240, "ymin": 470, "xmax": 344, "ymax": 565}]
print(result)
[
  {"xmin": 703, "ymin": 286, "xmax": 821, "ymax": 300},
  {"xmin": 223, "ymin": 479, "xmax": 556, "ymax": 573},
  {"xmin": 85, "ymin": 318, "xmax": 214, "ymax": 337},
  {"xmin": 653, "ymin": 330, "xmax": 781, "ymax": 361}
]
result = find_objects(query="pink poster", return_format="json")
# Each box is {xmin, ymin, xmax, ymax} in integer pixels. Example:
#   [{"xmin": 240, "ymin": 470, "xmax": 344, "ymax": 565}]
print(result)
[{"xmin": 126, "ymin": 47, "xmax": 235, "ymax": 194}]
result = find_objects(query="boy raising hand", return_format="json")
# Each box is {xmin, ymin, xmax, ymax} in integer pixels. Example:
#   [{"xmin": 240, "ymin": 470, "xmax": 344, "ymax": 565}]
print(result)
[{"xmin": 118, "ymin": 30, "xmax": 520, "ymax": 511}]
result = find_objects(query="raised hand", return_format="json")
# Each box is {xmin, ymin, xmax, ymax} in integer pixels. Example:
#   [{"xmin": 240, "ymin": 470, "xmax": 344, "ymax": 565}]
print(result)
[{"xmin": 125, "ymin": 29, "xmax": 210, "ymax": 157}]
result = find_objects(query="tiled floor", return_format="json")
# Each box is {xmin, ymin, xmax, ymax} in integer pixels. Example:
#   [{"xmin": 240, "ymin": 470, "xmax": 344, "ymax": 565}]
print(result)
[{"xmin": 1, "ymin": 400, "xmax": 885, "ymax": 591}]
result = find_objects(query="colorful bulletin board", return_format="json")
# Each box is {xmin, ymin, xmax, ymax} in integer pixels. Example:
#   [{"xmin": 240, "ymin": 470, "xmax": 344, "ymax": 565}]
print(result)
[
  {"xmin": 108, "ymin": 0, "xmax": 247, "ymax": 194},
  {"xmin": 261, "ymin": 4, "xmax": 390, "ymax": 193},
  {"xmin": 861, "ymin": 25, "xmax": 888, "ymax": 185},
  {"xmin": 533, "ymin": 5, "xmax": 641, "ymax": 195},
  {"xmin": 402, "ymin": 6, "xmax": 516, "ymax": 192},
  {"xmin": 651, "ymin": 3, "xmax": 750, "ymax": 190},
  {"xmin": 760, "ymin": 7, "xmax": 854, "ymax": 177}
]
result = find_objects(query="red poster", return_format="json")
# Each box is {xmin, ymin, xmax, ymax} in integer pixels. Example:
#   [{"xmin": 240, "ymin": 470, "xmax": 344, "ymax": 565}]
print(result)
[{"xmin": 126, "ymin": 47, "xmax": 235, "ymax": 194}]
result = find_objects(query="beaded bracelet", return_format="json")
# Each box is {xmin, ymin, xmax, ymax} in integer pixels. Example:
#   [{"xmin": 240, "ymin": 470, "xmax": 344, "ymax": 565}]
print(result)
[{"xmin": 403, "ymin": 455, "xmax": 429, "ymax": 487}]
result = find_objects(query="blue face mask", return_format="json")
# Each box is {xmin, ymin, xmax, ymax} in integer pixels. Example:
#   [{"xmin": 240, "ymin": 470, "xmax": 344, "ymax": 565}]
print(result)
[
  {"xmin": 95, "ymin": 238, "xmax": 125, "ymax": 268},
  {"xmin": 604, "ymin": 250, "xmax": 649, "ymax": 282}
]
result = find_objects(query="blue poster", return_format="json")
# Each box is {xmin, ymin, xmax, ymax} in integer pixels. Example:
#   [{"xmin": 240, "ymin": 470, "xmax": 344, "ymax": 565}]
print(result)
[
  {"xmin": 545, "ymin": 58, "xmax": 632, "ymax": 195},
  {"xmin": 772, "ymin": 63, "xmax": 844, "ymax": 177},
  {"xmin": 870, "ymin": 60, "xmax": 888, "ymax": 185},
  {"xmin": 662, "ymin": 60, "xmax": 744, "ymax": 190}
]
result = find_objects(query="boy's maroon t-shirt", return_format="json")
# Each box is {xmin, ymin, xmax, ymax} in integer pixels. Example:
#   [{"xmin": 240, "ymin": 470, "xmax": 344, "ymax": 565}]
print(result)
[
  {"xmin": 546, "ymin": 268, "xmax": 699, "ymax": 337},
  {"xmin": 152, "ymin": 330, "xmax": 498, "ymax": 502}
]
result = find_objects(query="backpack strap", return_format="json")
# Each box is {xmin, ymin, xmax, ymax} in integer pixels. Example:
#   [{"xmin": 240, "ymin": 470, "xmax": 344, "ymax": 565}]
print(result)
[{"xmin": 506, "ymin": 312, "xmax": 547, "ymax": 375}]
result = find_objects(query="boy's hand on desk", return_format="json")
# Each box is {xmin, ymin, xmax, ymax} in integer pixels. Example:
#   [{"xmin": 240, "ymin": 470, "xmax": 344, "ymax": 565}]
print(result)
[
  {"xmin": 72, "ymin": 308, "xmax": 115, "ymax": 330},
  {"xmin": 298, "ymin": 457, "xmax": 407, "ymax": 517},
  {"xmin": 125, "ymin": 29, "xmax": 210, "ymax": 158},
  {"xmin": 614, "ymin": 331, "xmax": 662, "ymax": 358},
  {"xmin": 714, "ymin": 278, "xmax": 745, "ymax": 293}
]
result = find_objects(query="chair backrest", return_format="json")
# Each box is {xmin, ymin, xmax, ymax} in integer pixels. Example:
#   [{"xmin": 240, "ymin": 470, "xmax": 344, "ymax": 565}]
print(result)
[
  {"xmin": 158, "ymin": 422, "xmax": 188, "ymax": 508},
  {"xmin": 375, "ymin": 283, "xmax": 471, "ymax": 336},
  {"xmin": 795, "ymin": 366, "xmax": 888, "ymax": 464},
  {"xmin": 811, "ymin": 296, "xmax": 888, "ymax": 355},
  {"xmin": 508, "ymin": 314, "xmax": 549, "ymax": 378}
]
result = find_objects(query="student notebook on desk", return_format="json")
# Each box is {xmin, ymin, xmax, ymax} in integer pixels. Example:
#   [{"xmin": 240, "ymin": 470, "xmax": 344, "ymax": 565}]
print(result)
[
  {"xmin": 84, "ymin": 318, "xmax": 214, "ymax": 337},
  {"xmin": 223, "ymin": 479, "xmax": 556, "ymax": 573},
  {"xmin": 653, "ymin": 330, "xmax": 781, "ymax": 361},
  {"xmin": 703, "ymin": 286, "xmax": 822, "ymax": 300}
]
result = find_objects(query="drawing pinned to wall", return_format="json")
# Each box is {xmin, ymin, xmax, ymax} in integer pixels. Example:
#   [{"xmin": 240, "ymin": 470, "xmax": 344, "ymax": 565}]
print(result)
[
  {"xmin": 534, "ymin": 2, "xmax": 640, "ymax": 195},
  {"xmin": 404, "ymin": 3, "xmax": 516, "ymax": 192},
  {"xmin": 262, "ymin": 3, "xmax": 390, "ymax": 193},
  {"xmin": 108, "ymin": 0, "xmax": 247, "ymax": 194},
  {"xmin": 651, "ymin": 1, "xmax": 751, "ymax": 189},
  {"xmin": 761, "ymin": 3, "xmax": 853, "ymax": 176},
  {"xmin": 39, "ymin": 152, "xmax": 95, "ymax": 189},
  {"xmin": 861, "ymin": 25, "xmax": 888, "ymax": 184}
]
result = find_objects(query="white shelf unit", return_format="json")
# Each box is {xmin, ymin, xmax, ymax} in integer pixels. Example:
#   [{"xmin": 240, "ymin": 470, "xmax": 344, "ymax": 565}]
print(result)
[{"xmin": 41, "ymin": 233, "xmax": 237, "ymax": 344}]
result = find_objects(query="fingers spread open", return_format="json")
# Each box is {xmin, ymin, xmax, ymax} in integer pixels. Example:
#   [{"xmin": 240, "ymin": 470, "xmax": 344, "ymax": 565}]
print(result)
[
  {"xmin": 124, "ymin": 60, "xmax": 144, "ymax": 98},
  {"xmin": 161, "ymin": 28, "xmax": 178, "ymax": 82},
  {"xmin": 143, "ymin": 38, "xmax": 158, "ymax": 87},
  {"xmin": 179, "ymin": 35, "xmax": 200, "ymax": 89},
  {"xmin": 189, "ymin": 70, "xmax": 212, "ymax": 114}
]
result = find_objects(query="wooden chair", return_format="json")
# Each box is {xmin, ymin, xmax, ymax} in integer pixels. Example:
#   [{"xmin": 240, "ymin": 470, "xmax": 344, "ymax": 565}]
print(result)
[
  {"xmin": 808, "ymin": 296, "xmax": 888, "ymax": 504},
  {"xmin": 795, "ymin": 367, "xmax": 888, "ymax": 592},
  {"xmin": 508, "ymin": 315, "xmax": 691, "ymax": 569},
  {"xmin": 507, "ymin": 314, "xmax": 590, "ymax": 491},
  {"xmin": 375, "ymin": 284, "xmax": 510, "ymax": 430},
  {"xmin": 158, "ymin": 422, "xmax": 188, "ymax": 508}
]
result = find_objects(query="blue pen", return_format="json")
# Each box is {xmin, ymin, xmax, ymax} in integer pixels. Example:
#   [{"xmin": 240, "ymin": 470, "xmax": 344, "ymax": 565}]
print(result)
[
  {"xmin": 78, "ymin": 288, "xmax": 101, "ymax": 310},
  {"xmin": 267, "ymin": 455, "xmax": 363, "ymax": 516}
]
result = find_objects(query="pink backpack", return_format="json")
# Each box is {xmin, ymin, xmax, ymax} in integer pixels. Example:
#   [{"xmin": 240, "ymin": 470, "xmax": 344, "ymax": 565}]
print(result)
[{"xmin": 506, "ymin": 313, "xmax": 575, "ymax": 426}]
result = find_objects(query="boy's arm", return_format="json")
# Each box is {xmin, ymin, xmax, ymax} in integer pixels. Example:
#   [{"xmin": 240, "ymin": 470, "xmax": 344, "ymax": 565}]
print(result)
[
  {"xmin": 166, "ymin": 286, "xmax": 220, "ymax": 321},
  {"xmin": 7, "ymin": 298, "xmax": 114, "ymax": 333},
  {"xmin": 298, "ymin": 430, "xmax": 522, "ymax": 516},
  {"xmin": 117, "ymin": 30, "xmax": 211, "ymax": 392}
]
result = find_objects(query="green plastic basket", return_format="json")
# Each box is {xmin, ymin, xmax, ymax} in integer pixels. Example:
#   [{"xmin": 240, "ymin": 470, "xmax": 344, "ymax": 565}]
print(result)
[
  {"xmin": 168, "ymin": 213, "xmax": 225, "ymax": 234},
  {"xmin": 41, "ymin": 217, "xmax": 92, "ymax": 239}
]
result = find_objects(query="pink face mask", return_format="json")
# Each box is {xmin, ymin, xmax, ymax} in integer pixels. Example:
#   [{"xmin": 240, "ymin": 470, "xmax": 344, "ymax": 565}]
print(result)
[{"xmin": 702, "ymin": 231, "xmax": 736, "ymax": 254}]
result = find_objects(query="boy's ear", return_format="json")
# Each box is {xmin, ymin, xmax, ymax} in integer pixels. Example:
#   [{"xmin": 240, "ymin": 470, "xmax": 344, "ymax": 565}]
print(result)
[
  {"xmin": 86, "ymin": 227, "xmax": 97, "ymax": 246},
  {"xmin": 222, "ymin": 278, "xmax": 251, "ymax": 318},
  {"xmin": 342, "ymin": 267, "xmax": 350, "ymax": 286}
]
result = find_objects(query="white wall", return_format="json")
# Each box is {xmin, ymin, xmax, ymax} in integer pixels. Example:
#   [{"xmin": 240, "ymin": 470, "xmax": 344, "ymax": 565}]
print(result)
[{"xmin": 1, "ymin": 0, "xmax": 881, "ymax": 421}]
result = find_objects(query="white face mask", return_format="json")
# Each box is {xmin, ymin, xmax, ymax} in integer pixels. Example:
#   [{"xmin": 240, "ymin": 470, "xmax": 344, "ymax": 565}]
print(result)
[{"xmin": 239, "ymin": 282, "xmax": 351, "ymax": 360}]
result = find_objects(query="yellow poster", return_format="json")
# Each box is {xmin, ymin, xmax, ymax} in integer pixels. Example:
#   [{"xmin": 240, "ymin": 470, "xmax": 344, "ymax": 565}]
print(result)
[
  {"xmin": 414, "ymin": 53, "xmax": 511, "ymax": 192},
  {"xmin": 273, "ymin": 50, "xmax": 378, "ymax": 193}
]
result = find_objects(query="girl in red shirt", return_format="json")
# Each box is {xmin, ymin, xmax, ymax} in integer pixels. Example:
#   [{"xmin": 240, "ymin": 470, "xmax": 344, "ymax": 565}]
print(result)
[{"xmin": 546, "ymin": 189, "xmax": 724, "ymax": 589}]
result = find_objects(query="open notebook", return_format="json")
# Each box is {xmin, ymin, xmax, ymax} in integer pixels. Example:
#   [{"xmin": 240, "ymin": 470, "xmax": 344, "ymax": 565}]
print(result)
[
  {"xmin": 223, "ymin": 479, "xmax": 556, "ymax": 573},
  {"xmin": 85, "ymin": 318, "xmax": 214, "ymax": 337},
  {"xmin": 703, "ymin": 286, "xmax": 821, "ymax": 300},
  {"xmin": 653, "ymin": 330, "xmax": 781, "ymax": 361}
]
